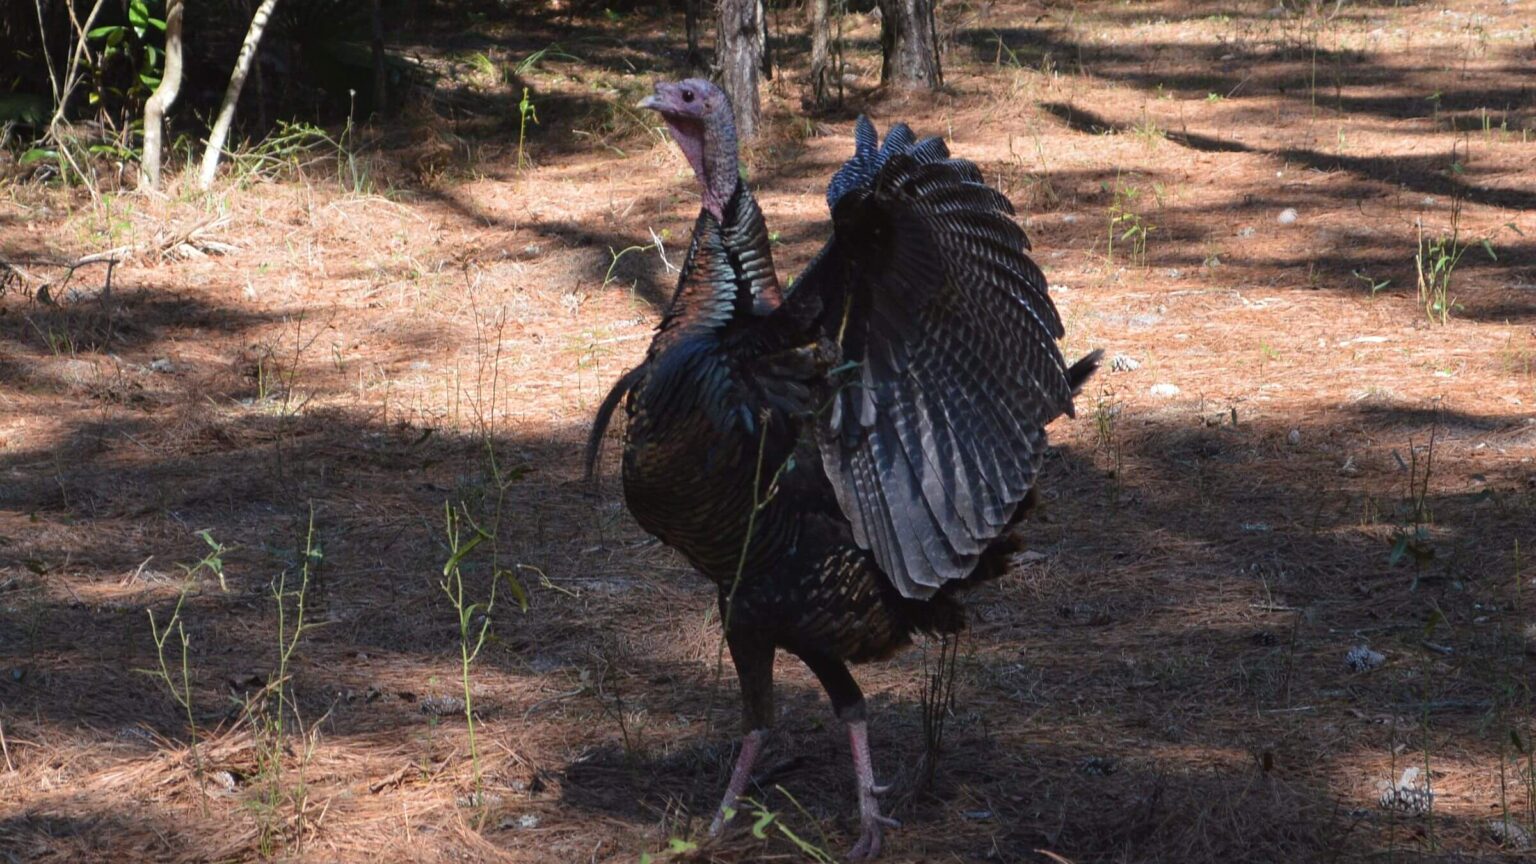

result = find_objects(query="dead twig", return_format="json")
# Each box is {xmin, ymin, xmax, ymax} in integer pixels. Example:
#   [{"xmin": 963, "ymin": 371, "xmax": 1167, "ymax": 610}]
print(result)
[{"xmin": 0, "ymin": 717, "xmax": 15, "ymax": 772}]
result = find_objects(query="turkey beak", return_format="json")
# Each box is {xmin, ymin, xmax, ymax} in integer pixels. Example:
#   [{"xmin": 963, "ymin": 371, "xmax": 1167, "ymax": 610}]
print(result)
[{"xmin": 637, "ymin": 94, "xmax": 661, "ymax": 111}]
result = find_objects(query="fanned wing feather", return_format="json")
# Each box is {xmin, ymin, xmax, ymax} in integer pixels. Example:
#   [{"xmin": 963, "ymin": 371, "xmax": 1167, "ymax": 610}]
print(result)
[{"xmin": 794, "ymin": 120, "xmax": 1088, "ymax": 599}]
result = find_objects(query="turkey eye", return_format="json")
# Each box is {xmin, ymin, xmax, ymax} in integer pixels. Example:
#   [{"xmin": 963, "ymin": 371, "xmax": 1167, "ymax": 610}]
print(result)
[{"xmin": 682, "ymin": 90, "xmax": 695, "ymax": 103}]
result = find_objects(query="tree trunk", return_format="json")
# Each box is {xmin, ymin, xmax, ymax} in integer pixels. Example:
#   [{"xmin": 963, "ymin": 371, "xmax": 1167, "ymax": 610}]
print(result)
[
  {"xmin": 139, "ymin": 0, "xmax": 184, "ymax": 191},
  {"xmin": 684, "ymin": 0, "xmax": 704, "ymax": 70},
  {"xmin": 370, "ymin": 0, "xmax": 388, "ymax": 117},
  {"xmin": 876, "ymin": 0, "xmax": 941, "ymax": 90},
  {"xmin": 198, "ymin": 0, "xmax": 281, "ymax": 190},
  {"xmin": 809, "ymin": 0, "xmax": 832, "ymax": 108},
  {"xmin": 716, "ymin": 0, "xmax": 764, "ymax": 140},
  {"xmin": 760, "ymin": 1, "xmax": 773, "ymax": 80}
]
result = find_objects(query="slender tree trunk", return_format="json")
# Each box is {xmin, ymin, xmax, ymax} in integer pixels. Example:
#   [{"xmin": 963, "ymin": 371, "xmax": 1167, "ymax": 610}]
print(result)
[
  {"xmin": 139, "ymin": 0, "xmax": 184, "ymax": 191},
  {"xmin": 760, "ymin": 1, "xmax": 773, "ymax": 80},
  {"xmin": 876, "ymin": 0, "xmax": 941, "ymax": 89},
  {"xmin": 198, "ymin": 0, "xmax": 281, "ymax": 190},
  {"xmin": 370, "ymin": 0, "xmax": 388, "ymax": 117},
  {"xmin": 716, "ymin": 0, "xmax": 763, "ymax": 139},
  {"xmin": 809, "ymin": 0, "xmax": 832, "ymax": 108},
  {"xmin": 684, "ymin": 0, "xmax": 704, "ymax": 70}
]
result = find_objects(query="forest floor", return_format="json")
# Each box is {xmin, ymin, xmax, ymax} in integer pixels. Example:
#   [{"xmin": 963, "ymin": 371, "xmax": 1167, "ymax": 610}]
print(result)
[{"xmin": 2, "ymin": 0, "xmax": 1535, "ymax": 861}]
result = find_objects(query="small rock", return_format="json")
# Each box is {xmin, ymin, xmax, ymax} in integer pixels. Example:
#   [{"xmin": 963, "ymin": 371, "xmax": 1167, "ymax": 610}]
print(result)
[
  {"xmin": 1149, "ymin": 383, "xmax": 1180, "ymax": 397},
  {"xmin": 1109, "ymin": 354, "xmax": 1141, "ymax": 372},
  {"xmin": 1241, "ymin": 522, "xmax": 1272, "ymax": 532},
  {"xmin": 1345, "ymin": 645, "xmax": 1385, "ymax": 673},
  {"xmin": 1277, "ymin": 208, "xmax": 1298, "ymax": 225},
  {"xmin": 149, "ymin": 358, "xmax": 175, "ymax": 374},
  {"xmin": 518, "ymin": 813, "xmax": 540, "ymax": 829},
  {"xmin": 1237, "ymin": 226, "xmax": 1256, "ymax": 237},
  {"xmin": 1286, "ymin": 429, "xmax": 1301, "ymax": 446},
  {"xmin": 962, "ymin": 810, "xmax": 993, "ymax": 821}
]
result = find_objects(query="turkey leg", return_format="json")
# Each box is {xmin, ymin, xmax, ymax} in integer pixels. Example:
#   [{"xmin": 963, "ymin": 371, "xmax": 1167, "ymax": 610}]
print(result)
[
  {"xmin": 709, "ymin": 728, "xmax": 768, "ymax": 835},
  {"xmin": 846, "ymin": 718, "xmax": 900, "ymax": 860},
  {"xmin": 796, "ymin": 650, "xmax": 901, "ymax": 859},
  {"xmin": 713, "ymin": 626, "xmax": 775, "ymax": 834}
]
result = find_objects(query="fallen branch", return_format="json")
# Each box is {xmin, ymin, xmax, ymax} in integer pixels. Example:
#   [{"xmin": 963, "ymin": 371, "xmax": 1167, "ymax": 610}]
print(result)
[{"xmin": 1, "ymin": 216, "xmax": 238, "ymax": 301}]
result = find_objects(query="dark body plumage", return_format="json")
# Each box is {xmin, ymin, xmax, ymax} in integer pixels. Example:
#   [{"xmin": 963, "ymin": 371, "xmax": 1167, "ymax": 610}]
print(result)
[
  {"xmin": 589, "ymin": 79, "xmax": 1098, "ymax": 858},
  {"xmin": 620, "ymin": 183, "xmax": 953, "ymax": 670}
]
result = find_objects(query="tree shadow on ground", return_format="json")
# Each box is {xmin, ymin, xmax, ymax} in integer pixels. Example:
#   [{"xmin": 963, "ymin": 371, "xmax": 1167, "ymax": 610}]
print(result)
[
  {"xmin": 1038, "ymin": 101, "xmax": 1536, "ymax": 212},
  {"xmin": 2, "ymin": 182, "xmax": 1533, "ymax": 860},
  {"xmin": 966, "ymin": 26, "xmax": 1533, "ymax": 125}
]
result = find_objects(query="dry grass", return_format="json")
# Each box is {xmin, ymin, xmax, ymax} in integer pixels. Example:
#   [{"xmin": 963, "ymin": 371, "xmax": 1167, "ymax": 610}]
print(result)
[{"xmin": 2, "ymin": 0, "xmax": 1535, "ymax": 861}]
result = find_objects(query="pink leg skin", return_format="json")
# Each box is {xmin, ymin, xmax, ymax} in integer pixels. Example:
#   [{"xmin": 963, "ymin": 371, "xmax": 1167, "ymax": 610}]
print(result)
[
  {"xmin": 846, "ymin": 720, "xmax": 900, "ymax": 860},
  {"xmin": 709, "ymin": 729, "xmax": 768, "ymax": 836}
]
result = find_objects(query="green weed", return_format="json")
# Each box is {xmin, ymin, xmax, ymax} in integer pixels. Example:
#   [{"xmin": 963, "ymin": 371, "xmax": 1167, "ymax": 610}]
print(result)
[
  {"xmin": 517, "ymin": 87, "xmax": 539, "ymax": 172},
  {"xmin": 243, "ymin": 506, "xmax": 322, "ymax": 856},
  {"xmin": 139, "ymin": 530, "xmax": 228, "ymax": 811},
  {"xmin": 440, "ymin": 498, "xmax": 528, "ymax": 801},
  {"xmin": 1105, "ymin": 179, "xmax": 1154, "ymax": 268}
]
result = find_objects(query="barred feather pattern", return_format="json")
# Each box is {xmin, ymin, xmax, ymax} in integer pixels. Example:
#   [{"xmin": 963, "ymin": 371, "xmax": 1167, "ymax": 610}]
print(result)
[
  {"xmin": 612, "ymin": 113, "xmax": 1094, "ymax": 701},
  {"xmin": 803, "ymin": 122, "xmax": 1076, "ymax": 599}
]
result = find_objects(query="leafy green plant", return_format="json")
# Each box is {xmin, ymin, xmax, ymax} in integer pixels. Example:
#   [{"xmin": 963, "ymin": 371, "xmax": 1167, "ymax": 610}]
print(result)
[
  {"xmin": 440, "ymin": 499, "xmax": 528, "ymax": 801},
  {"xmin": 85, "ymin": 0, "xmax": 167, "ymax": 123},
  {"xmin": 1415, "ymin": 217, "xmax": 1469, "ymax": 325},
  {"xmin": 1105, "ymin": 180, "xmax": 1154, "ymax": 268},
  {"xmin": 1129, "ymin": 115, "xmax": 1164, "ymax": 147},
  {"xmin": 1352, "ymin": 269, "xmax": 1392, "ymax": 298},
  {"xmin": 225, "ymin": 119, "xmax": 370, "ymax": 192},
  {"xmin": 517, "ymin": 87, "xmax": 539, "ymax": 172},
  {"xmin": 514, "ymin": 44, "xmax": 580, "ymax": 77}
]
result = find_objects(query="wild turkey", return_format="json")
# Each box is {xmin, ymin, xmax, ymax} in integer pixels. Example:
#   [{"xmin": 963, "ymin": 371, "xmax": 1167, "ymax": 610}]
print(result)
[{"xmin": 586, "ymin": 78, "xmax": 1100, "ymax": 859}]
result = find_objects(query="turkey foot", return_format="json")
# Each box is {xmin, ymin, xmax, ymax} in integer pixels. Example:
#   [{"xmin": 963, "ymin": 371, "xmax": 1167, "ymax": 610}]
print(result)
[
  {"xmin": 709, "ymin": 729, "xmax": 768, "ymax": 836},
  {"xmin": 846, "ymin": 720, "xmax": 900, "ymax": 860}
]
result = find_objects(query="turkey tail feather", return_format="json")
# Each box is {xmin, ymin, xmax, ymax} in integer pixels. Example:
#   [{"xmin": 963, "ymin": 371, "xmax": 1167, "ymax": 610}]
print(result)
[
  {"xmin": 584, "ymin": 365, "xmax": 646, "ymax": 483},
  {"xmin": 1064, "ymin": 349, "xmax": 1103, "ymax": 415}
]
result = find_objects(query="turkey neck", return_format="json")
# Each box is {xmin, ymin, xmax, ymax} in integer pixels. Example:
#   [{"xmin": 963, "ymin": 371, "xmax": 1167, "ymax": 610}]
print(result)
[
  {"xmin": 663, "ymin": 108, "xmax": 740, "ymax": 222},
  {"xmin": 654, "ymin": 180, "xmax": 783, "ymax": 344}
]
